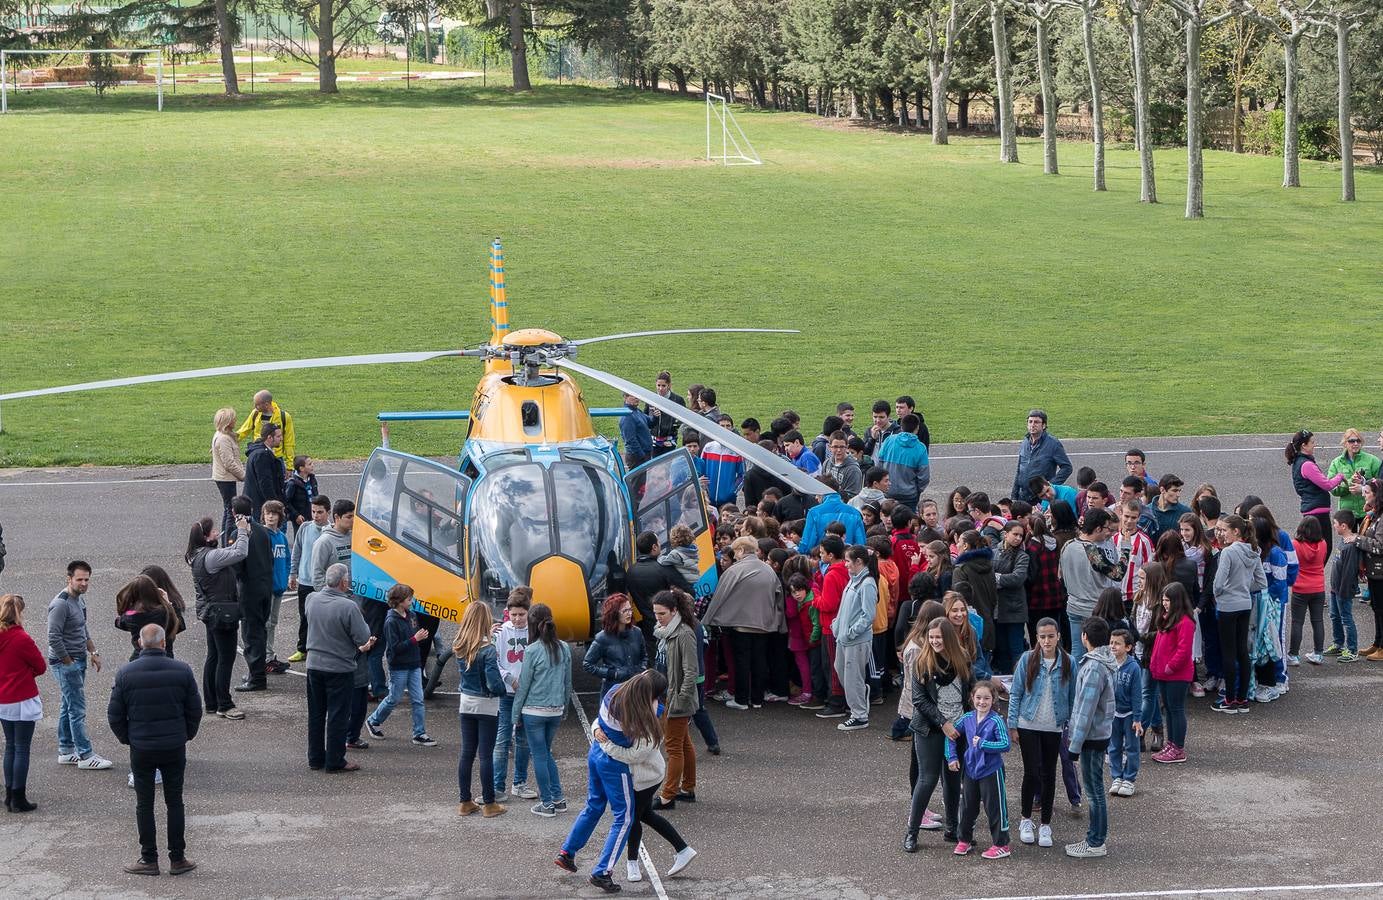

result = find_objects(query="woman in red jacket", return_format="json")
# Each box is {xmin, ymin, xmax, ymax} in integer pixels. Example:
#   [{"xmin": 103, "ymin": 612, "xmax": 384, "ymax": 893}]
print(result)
[
  {"xmin": 1148, "ymin": 583, "xmax": 1196, "ymax": 765},
  {"xmin": 0, "ymin": 594, "xmax": 46, "ymax": 812}
]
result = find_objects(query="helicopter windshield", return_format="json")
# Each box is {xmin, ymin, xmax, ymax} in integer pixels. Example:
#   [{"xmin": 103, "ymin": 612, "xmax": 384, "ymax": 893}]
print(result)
[{"xmin": 471, "ymin": 461, "xmax": 630, "ymax": 604}]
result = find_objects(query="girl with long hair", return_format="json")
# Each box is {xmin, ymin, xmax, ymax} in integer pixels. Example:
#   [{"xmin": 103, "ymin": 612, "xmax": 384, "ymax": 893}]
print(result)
[
  {"xmin": 591, "ymin": 670, "xmax": 700, "ymax": 883},
  {"xmin": 0, "ymin": 594, "xmax": 45, "ymax": 812},
  {"xmin": 210, "ymin": 407, "xmax": 244, "ymax": 541},
  {"xmin": 1148, "ymin": 584, "xmax": 1196, "ymax": 764},
  {"xmin": 1154, "ymin": 530, "xmax": 1199, "ymax": 609},
  {"xmin": 1288, "ymin": 516, "xmax": 1328, "ymax": 666},
  {"xmin": 114, "ymin": 575, "xmax": 180, "ymax": 661},
  {"xmin": 515, "ymin": 604, "xmax": 572, "ymax": 816},
  {"xmin": 1212, "ymin": 515, "xmax": 1266, "ymax": 712},
  {"xmin": 454, "ymin": 602, "xmax": 507, "ymax": 818},
  {"xmin": 1356, "ymin": 480, "xmax": 1383, "ymax": 660},
  {"xmin": 186, "ymin": 513, "xmax": 250, "ymax": 720},
  {"xmin": 1025, "ymin": 513, "xmax": 1068, "ymax": 648},
  {"xmin": 923, "ymin": 540, "xmax": 953, "ymax": 594},
  {"xmin": 946, "ymin": 487, "xmax": 972, "ymax": 521},
  {"xmin": 1251, "ymin": 516, "xmax": 1291, "ymax": 700},
  {"xmin": 902, "ymin": 617, "xmax": 974, "ymax": 852},
  {"xmin": 1286, "ymin": 429, "xmax": 1345, "ymax": 557},
  {"xmin": 1130, "ymin": 562, "xmax": 1170, "ymax": 750},
  {"xmin": 1007, "ymin": 616, "xmax": 1074, "ymax": 848}
]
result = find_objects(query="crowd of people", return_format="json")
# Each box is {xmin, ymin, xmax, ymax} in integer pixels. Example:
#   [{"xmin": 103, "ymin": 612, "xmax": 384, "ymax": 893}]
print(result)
[{"xmin": 3, "ymin": 379, "xmax": 1383, "ymax": 890}]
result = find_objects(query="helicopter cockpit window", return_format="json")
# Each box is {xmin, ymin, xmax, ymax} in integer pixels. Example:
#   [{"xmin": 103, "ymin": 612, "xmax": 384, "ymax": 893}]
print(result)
[
  {"xmin": 626, "ymin": 452, "xmax": 706, "ymax": 548},
  {"xmin": 552, "ymin": 463, "xmax": 629, "ymax": 589},
  {"xmin": 471, "ymin": 464, "xmax": 554, "ymax": 595},
  {"xmin": 359, "ymin": 454, "xmax": 402, "ymax": 529},
  {"xmin": 394, "ymin": 462, "xmax": 466, "ymax": 577}
]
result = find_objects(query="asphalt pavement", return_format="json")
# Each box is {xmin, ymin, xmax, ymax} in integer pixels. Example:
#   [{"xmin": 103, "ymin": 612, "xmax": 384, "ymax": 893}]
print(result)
[{"xmin": 2, "ymin": 433, "xmax": 1382, "ymax": 900}]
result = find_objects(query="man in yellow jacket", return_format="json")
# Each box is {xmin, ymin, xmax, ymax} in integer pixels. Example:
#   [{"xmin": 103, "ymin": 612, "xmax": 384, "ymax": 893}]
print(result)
[{"xmin": 236, "ymin": 391, "xmax": 295, "ymax": 468}]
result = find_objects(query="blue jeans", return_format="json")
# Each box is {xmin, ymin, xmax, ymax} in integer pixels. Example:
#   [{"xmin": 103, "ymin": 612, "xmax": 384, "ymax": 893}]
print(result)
[
  {"xmin": 1107, "ymin": 716, "xmax": 1140, "ymax": 782},
  {"xmin": 53, "ymin": 657, "xmax": 92, "ymax": 757},
  {"xmin": 1068, "ymin": 612, "xmax": 1087, "ymax": 666},
  {"xmin": 493, "ymin": 694, "xmax": 530, "ymax": 791},
  {"xmin": 1078, "ymin": 743, "xmax": 1108, "ymax": 848},
  {"xmin": 1330, "ymin": 592, "xmax": 1358, "ymax": 653},
  {"xmin": 994, "ymin": 623, "xmax": 1026, "ymax": 675},
  {"xmin": 1155, "ymin": 679, "xmax": 1189, "ymax": 748},
  {"xmin": 369, "ymin": 667, "xmax": 426, "ymax": 737},
  {"xmin": 1140, "ymin": 664, "xmax": 1163, "ymax": 730},
  {"xmin": 367, "ymin": 643, "xmax": 387, "ymax": 698},
  {"xmin": 522, "ymin": 713, "xmax": 563, "ymax": 805},
  {"xmin": 692, "ymin": 683, "xmax": 719, "ymax": 749}
]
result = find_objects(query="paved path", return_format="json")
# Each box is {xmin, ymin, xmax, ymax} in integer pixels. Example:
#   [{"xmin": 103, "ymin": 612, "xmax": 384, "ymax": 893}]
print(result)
[{"xmin": 1, "ymin": 433, "xmax": 1379, "ymax": 899}]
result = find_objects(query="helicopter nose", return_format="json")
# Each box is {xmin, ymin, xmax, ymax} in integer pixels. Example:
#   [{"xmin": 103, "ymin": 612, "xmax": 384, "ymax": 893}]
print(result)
[{"xmin": 528, "ymin": 555, "xmax": 590, "ymax": 642}]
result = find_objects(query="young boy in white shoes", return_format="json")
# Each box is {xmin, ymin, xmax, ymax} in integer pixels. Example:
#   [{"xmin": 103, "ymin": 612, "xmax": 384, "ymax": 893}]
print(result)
[
  {"xmin": 1065, "ymin": 618, "xmax": 1117, "ymax": 859},
  {"xmin": 1107, "ymin": 629, "xmax": 1143, "ymax": 798}
]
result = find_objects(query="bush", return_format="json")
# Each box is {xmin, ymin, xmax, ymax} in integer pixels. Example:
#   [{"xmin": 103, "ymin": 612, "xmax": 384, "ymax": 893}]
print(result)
[{"xmin": 1239, "ymin": 109, "xmax": 1338, "ymax": 160}]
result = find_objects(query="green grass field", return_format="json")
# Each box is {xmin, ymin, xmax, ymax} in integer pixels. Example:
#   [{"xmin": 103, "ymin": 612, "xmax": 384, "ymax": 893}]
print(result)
[{"xmin": 2, "ymin": 78, "xmax": 1380, "ymax": 467}]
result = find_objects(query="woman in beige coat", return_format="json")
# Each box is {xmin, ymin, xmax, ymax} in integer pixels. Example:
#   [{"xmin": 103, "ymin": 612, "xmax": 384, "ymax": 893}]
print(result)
[{"xmin": 211, "ymin": 407, "xmax": 245, "ymax": 539}]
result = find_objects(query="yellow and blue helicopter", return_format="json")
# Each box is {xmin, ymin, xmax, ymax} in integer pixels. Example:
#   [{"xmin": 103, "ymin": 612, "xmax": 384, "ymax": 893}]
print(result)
[{"xmin": 1, "ymin": 240, "xmax": 827, "ymax": 642}]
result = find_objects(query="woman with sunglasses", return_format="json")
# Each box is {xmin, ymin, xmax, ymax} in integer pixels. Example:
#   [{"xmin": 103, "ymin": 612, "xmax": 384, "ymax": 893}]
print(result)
[
  {"xmin": 1286, "ymin": 430, "xmax": 1346, "ymax": 556},
  {"xmin": 1327, "ymin": 429, "xmax": 1381, "ymax": 529}
]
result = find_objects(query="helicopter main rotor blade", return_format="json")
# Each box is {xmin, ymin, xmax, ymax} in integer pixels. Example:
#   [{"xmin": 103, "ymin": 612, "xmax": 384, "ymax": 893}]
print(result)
[
  {"xmin": 0, "ymin": 350, "xmax": 472, "ymax": 402},
  {"xmin": 552, "ymin": 358, "xmax": 831, "ymax": 499},
  {"xmin": 572, "ymin": 328, "xmax": 799, "ymax": 347}
]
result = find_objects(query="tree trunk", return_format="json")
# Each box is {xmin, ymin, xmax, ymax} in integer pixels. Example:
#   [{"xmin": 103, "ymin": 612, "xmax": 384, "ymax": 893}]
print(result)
[
  {"xmin": 1282, "ymin": 38, "xmax": 1300, "ymax": 186},
  {"xmin": 1183, "ymin": 20, "xmax": 1204, "ymax": 219},
  {"xmin": 673, "ymin": 66, "xmax": 688, "ymax": 94},
  {"xmin": 1334, "ymin": 18, "xmax": 1355, "ymax": 201},
  {"xmin": 991, "ymin": 2, "xmax": 1018, "ymax": 162},
  {"xmin": 1131, "ymin": 4, "xmax": 1156, "ymax": 202},
  {"xmin": 959, "ymin": 92, "xmax": 971, "ymax": 129},
  {"xmin": 215, "ymin": 0, "xmax": 239, "ymax": 95},
  {"xmin": 508, "ymin": 0, "xmax": 530, "ymax": 91},
  {"xmin": 319, "ymin": 0, "xmax": 337, "ymax": 93},
  {"xmin": 931, "ymin": 73, "xmax": 950, "ymax": 143},
  {"xmin": 1080, "ymin": 5, "xmax": 1106, "ymax": 190},
  {"xmin": 1035, "ymin": 13, "xmax": 1058, "ymax": 175}
]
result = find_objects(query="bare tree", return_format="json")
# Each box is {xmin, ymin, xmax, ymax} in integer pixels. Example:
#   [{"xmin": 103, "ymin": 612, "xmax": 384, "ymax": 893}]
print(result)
[
  {"xmin": 905, "ymin": 1, "xmax": 980, "ymax": 145},
  {"xmin": 1026, "ymin": 0, "xmax": 1060, "ymax": 174},
  {"xmin": 1164, "ymin": 0, "xmax": 1239, "ymax": 218},
  {"xmin": 1123, "ymin": 0, "xmax": 1157, "ymax": 202},
  {"xmin": 1055, "ymin": 0, "xmax": 1107, "ymax": 189},
  {"xmin": 1239, "ymin": 0, "xmax": 1320, "ymax": 187},
  {"xmin": 1309, "ymin": 2, "xmax": 1365, "ymax": 200},
  {"xmin": 215, "ymin": 0, "xmax": 239, "ymax": 95},
  {"xmin": 990, "ymin": 0, "xmax": 1019, "ymax": 162},
  {"xmin": 254, "ymin": 0, "xmax": 375, "ymax": 93},
  {"xmin": 506, "ymin": 0, "xmax": 530, "ymax": 91}
]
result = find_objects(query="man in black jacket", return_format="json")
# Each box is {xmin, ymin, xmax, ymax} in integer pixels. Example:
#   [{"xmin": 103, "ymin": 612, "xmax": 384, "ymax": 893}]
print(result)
[
  {"xmin": 233, "ymin": 495, "xmax": 274, "ymax": 692},
  {"xmin": 108, "ymin": 624, "xmax": 201, "ymax": 877},
  {"xmin": 646, "ymin": 371, "xmax": 685, "ymax": 457},
  {"xmin": 243, "ymin": 422, "xmax": 286, "ymax": 520},
  {"xmin": 625, "ymin": 531, "xmax": 690, "ymax": 653}
]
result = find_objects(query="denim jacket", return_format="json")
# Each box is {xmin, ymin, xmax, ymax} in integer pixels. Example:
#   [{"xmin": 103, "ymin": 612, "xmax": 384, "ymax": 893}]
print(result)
[
  {"xmin": 457, "ymin": 644, "xmax": 505, "ymax": 699},
  {"xmin": 1006, "ymin": 649, "xmax": 1075, "ymax": 731}
]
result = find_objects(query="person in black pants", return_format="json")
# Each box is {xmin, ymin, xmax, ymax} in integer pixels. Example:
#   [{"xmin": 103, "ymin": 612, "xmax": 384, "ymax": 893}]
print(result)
[
  {"xmin": 304, "ymin": 565, "xmax": 372, "ymax": 772},
  {"xmin": 107, "ymin": 624, "xmax": 201, "ymax": 876},
  {"xmin": 233, "ymin": 497, "xmax": 274, "ymax": 692},
  {"xmin": 187, "ymin": 514, "xmax": 250, "ymax": 719}
]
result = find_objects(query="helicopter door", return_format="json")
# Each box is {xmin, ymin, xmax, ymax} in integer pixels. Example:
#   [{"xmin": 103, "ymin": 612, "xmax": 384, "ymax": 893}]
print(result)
[
  {"xmin": 352, "ymin": 448, "xmax": 471, "ymax": 624},
  {"xmin": 624, "ymin": 449, "xmax": 717, "ymax": 602}
]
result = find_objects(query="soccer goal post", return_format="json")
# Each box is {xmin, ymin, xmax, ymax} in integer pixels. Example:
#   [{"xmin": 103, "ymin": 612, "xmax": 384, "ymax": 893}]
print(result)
[
  {"xmin": 1, "ymin": 48, "xmax": 164, "ymax": 114},
  {"xmin": 705, "ymin": 92, "xmax": 761, "ymax": 166}
]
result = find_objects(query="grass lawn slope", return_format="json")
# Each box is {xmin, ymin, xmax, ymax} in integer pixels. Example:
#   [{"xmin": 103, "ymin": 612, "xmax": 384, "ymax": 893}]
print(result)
[{"xmin": 2, "ymin": 80, "xmax": 1380, "ymax": 466}]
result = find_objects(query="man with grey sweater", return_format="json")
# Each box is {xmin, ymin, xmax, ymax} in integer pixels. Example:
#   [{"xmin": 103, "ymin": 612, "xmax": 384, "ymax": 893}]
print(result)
[
  {"xmin": 48, "ymin": 561, "xmax": 113, "ymax": 770},
  {"xmin": 305, "ymin": 564, "xmax": 373, "ymax": 773}
]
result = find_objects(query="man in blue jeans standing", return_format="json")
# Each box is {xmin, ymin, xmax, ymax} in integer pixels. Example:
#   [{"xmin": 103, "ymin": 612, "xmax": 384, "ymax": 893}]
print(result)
[
  {"xmin": 48, "ymin": 561, "xmax": 113, "ymax": 771},
  {"xmin": 1066, "ymin": 617, "xmax": 1117, "ymax": 858}
]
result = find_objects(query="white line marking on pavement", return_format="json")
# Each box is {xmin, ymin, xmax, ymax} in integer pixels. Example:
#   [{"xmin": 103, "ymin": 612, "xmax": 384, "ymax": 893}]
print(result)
[
  {"xmin": 0, "ymin": 472, "xmax": 361, "ymax": 488},
  {"xmin": 933, "ymin": 446, "xmax": 1281, "ymax": 461},
  {"xmin": 972, "ymin": 882, "xmax": 1383, "ymax": 900},
  {"xmin": 570, "ymin": 692, "xmax": 670, "ymax": 900}
]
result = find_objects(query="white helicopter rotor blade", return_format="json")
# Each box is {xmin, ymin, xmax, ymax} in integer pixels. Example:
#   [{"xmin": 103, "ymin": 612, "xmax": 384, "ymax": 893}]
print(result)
[
  {"xmin": 553, "ymin": 358, "xmax": 831, "ymax": 498},
  {"xmin": 0, "ymin": 350, "xmax": 469, "ymax": 402},
  {"xmin": 573, "ymin": 328, "xmax": 798, "ymax": 347}
]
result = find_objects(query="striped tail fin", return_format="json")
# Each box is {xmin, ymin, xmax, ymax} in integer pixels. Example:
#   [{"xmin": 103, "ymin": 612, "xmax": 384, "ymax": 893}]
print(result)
[{"xmin": 488, "ymin": 238, "xmax": 510, "ymax": 345}]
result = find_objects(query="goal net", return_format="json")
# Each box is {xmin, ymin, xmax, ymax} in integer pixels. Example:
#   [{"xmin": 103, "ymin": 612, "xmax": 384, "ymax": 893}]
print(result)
[
  {"xmin": 1, "ymin": 48, "xmax": 165, "ymax": 113},
  {"xmin": 705, "ymin": 92, "xmax": 761, "ymax": 166}
]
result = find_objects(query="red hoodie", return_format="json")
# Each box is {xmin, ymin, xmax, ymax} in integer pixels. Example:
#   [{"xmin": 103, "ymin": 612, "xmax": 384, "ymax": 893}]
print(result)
[
  {"xmin": 0, "ymin": 626, "xmax": 47, "ymax": 704},
  {"xmin": 817, "ymin": 561, "xmax": 849, "ymax": 635},
  {"xmin": 891, "ymin": 529, "xmax": 923, "ymax": 596}
]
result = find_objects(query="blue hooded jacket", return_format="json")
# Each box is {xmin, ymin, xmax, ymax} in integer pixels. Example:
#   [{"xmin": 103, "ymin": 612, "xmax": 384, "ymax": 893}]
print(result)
[
  {"xmin": 797, "ymin": 494, "xmax": 866, "ymax": 553},
  {"xmin": 877, "ymin": 432, "xmax": 931, "ymax": 506},
  {"xmin": 1012, "ymin": 431, "xmax": 1073, "ymax": 503}
]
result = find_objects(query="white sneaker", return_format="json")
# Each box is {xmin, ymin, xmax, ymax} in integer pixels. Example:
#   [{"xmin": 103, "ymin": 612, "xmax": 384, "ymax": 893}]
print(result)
[
  {"xmin": 1189, "ymin": 682, "xmax": 1206, "ymax": 698},
  {"xmin": 1118, "ymin": 780, "xmax": 1136, "ymax": 797},
  {"xmin": 1255, "ymin": 686, "xmax": 1280, "ymax": 703},
  {"xmin": 724, "ymin": 700, "xmax": 749, "ymax": 710},
  {"xmin": 1306, "ymin": 653, "xmax": 1324, "ymax": 665},
  {"xmin": 1108, "ymin": 779, "xmax": 1123, "ymax": 796},
  {"xmin": 1019, "ymin": 818, "xmax": 1035, "ymax": 844},
  {"xmin": 627, "ymin": 860, "xmax": 642, "ymax": 882},
  {"xmin": 1065, "ymin": 840, "xmax": 1107, "ymax": 858},
  {"xmin": 77, "ymin": 754, "xmax": 113, "ymax": 771},
  {"xmin": 57, "ymin": 753, "xmax": 81, "ymax": 765},
  {"xmin": 763, "ymin": 692, "xmax": 789, "ymax": 703},
  {"xmin": 513, "ymin": 783, "xmax": 539, "ymax": 800},
  {"xmin": 668, "ymin": 846, "xmax": 698, "ymax": 877},
  {"xmin": 1038, "ymin": 825, "xmax": 1053, "ymax": 847},
  {"xmin": 1277, "ymin": 681, "xmax": 1289, "ymax": 694},
  {"xmin": 1286, "ymin": 655, "xmax": 1300, "ymax": 667},
  {"xmin": 127, "ymin": 770, "xmax": 164, "ymax": 788}
]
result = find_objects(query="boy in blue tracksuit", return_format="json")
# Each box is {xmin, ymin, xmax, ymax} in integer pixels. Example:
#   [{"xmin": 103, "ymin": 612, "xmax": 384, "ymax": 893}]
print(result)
[
  {"xmin": 1107, "ymin": 629, "xmax": 1144, "ymax": 796},
  {"xmin": 263, "ymin": 501, "xmax": 292, "ymax": 673},
  {"xmin": 946, "ymin": 681, "xmax": 1012, "ymax": 858},
  {"xmin": 558, "ymin": 685, "xmax": 639, "ymax": 889}
]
